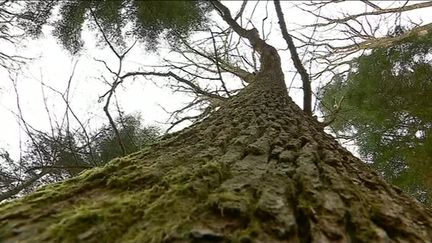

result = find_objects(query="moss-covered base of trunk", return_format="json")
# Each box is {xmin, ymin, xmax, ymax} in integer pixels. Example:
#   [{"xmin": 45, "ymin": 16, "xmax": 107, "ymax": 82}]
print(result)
[
  {"xmin": 0, "ymin": 152, "xmax": 232, "ymax": 242},
  {"xmin": 2, "ymin": 141, "xmax": 432, "ymax": 242}
]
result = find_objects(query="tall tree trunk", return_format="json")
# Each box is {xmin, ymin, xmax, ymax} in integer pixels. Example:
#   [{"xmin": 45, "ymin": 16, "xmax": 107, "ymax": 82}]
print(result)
[
  {"xmin": 1, "ymin": 5, "xmax": 432, "ymax": 243},
  {"xmin": 1, "ymin": 43, "xmax": 432, "ymax": 243}
]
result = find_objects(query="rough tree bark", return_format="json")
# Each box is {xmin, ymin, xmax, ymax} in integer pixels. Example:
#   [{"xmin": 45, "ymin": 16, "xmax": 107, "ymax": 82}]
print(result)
[{"xmin": 1, "ymin": 3, "xmax": 432, "ymax": 243}]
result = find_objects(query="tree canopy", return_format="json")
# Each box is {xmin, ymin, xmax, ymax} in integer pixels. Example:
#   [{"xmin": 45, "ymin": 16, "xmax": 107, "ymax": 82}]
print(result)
[{"xmin": 20, "ymin": 0, "xmax": 211, "ymax": 53}]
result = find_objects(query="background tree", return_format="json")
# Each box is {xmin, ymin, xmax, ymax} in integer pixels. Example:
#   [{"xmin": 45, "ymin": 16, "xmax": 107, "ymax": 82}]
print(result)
[
  {"xmin": 94, "ymin": 113, "xmax": 160, "ymax": 164},
  {"xmin": 319, "ymin": 28, "xmax": 432, "ymax": 206},
  {"xmin": 0, "ymin": 112, "xmax": 160, "ymax": 202}
]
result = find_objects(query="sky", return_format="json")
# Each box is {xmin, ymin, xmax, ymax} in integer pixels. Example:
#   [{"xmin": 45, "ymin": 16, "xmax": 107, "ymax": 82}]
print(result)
[{"xmin": 0, "ymin": 1, "xmax": 431, "ymax": 160}]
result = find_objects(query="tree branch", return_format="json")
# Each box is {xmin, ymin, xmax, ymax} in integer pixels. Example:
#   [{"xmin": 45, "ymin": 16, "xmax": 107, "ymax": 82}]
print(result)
[
  {"xmin": 306, "ymin": 1, "xmax": 432, "ymax": 28},
  {"xmin": 120, "ymin": 71, "xmax": 227, "ymax": 102},
  {"xmin": 274, "ymin": 0, "xmax": 312, "ymax": 115}
]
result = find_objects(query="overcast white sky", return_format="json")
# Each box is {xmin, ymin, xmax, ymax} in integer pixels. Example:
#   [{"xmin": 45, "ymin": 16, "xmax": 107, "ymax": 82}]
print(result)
[{"xmin": 0, "ymin": 1, "xmax": 431, "ymax": 160}]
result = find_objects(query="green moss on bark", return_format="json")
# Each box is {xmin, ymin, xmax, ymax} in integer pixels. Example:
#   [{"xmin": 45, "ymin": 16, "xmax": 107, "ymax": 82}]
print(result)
[{"xmin": 0, "ymin": 151, "xmax": 236, "ymax": 243}]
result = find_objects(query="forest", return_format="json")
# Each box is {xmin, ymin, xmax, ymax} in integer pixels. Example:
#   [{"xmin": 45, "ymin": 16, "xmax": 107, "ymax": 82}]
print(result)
[{"xmin": 0, "ymin": 1, "xmax": 432, "ymax": 242}]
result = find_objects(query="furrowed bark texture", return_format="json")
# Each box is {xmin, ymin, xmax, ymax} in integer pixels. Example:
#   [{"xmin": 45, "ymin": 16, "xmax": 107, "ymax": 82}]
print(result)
[{"xmin": 1, "ymin": 28, "xmax": 432, "ymax": 243}]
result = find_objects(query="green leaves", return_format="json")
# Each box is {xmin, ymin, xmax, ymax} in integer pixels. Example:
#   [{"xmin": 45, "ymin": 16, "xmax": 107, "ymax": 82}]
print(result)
[{"xmin": 320, "ymin": 30, "xmax": 432, "ymax": 206}]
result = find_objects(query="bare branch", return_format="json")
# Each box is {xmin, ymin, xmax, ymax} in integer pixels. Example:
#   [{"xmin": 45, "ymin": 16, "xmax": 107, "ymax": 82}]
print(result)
[
  {"xmin": 360, "ymin": 0, "xmax": 382, "ymax": 11},
  {"xmin": 121, "ymin": 71, "xmax": 227, "ymax": 102},
  {"xmin": 91, "ymin": 11, "xmax": 128, "ymax": 157},
  {"xmin": 234, "ymin": 0, "xmax": 248, "ymax": 21},
  {"xmin": 0, "ymin": 169, "xmax": 50, "ymax": 203},
  {"xmin": 210, "ymin": 31, "xmax": 230, "ymax": 97},
  {"xmin": 336, "ymin": 23, "xmax": 432, "ymax": 52},
  {"xmin": 307, "ymin": 1, "xmax": 432, "ymax": 28}
]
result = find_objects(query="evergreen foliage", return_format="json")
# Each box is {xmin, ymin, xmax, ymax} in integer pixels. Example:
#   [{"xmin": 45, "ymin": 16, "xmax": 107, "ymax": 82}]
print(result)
[
  {"xmin": 94, "ymin": 113, "xmax": 160, "ymax": 164},
  {"xmin": 20, "ymin": 0, "xmax": 211, "ymax": 53},
  {"xmin": 320, "ymin": 30, "xmax": 432, "ymax": 205}
]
